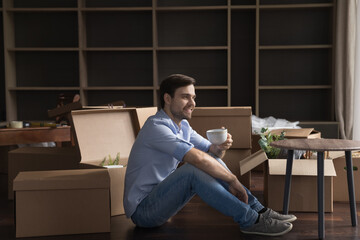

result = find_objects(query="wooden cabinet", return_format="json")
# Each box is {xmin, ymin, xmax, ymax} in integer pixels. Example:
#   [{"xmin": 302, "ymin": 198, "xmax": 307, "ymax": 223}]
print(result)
[{"xmin": 1, "ymin": 0, "xmax": 336, "ymax": 127}]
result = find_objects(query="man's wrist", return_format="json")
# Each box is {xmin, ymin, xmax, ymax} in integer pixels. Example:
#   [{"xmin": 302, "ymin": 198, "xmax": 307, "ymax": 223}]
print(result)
[{"xmin": 228, "ymin": 174, "xmax": 238, "ymax": 185}]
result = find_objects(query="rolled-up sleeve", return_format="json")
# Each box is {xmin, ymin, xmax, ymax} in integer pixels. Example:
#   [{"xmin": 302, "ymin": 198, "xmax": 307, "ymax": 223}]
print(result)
[
  {"xmin": 190, "ymin": 128, "xmax": 212, "ymax": 152},
  {"xmin": 145, "ymin": 122, "xmax": 194, "ymax": 162}
]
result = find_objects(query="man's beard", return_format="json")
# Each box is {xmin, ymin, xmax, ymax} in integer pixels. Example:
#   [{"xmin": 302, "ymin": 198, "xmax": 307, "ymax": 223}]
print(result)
[{"xmin": 170, "ymin": 107, "xmax": 191, "ymax": 121}]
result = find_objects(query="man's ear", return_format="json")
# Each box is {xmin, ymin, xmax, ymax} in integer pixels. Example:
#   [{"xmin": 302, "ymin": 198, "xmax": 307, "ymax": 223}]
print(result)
[{"xmin": 164, "ymin": 93, "xmax": 172, "ymax": 105}]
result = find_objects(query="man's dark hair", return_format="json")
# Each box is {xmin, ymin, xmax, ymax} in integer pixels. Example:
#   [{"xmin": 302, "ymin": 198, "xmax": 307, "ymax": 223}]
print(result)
[{"xmin": 159, "ymin": 74, "xmax": 196, "ymax": 109}]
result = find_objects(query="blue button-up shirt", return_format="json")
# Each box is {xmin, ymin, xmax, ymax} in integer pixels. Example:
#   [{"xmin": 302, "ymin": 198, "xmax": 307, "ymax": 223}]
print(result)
[{"xmin": 124, "ymin": 109, "xmax": 211, "ymax": 218}]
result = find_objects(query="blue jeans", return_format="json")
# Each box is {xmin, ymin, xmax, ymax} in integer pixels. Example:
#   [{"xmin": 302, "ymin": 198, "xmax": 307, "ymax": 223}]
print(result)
[{"xmin": 131, "ymin": 158, "xmax": 264, "ymax": 229}]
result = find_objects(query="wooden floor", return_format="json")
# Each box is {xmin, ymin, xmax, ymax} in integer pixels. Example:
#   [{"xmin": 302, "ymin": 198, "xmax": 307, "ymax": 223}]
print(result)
[{"xmin": 1, "ymin": 172, "xmax": 360, "ymax": 240}]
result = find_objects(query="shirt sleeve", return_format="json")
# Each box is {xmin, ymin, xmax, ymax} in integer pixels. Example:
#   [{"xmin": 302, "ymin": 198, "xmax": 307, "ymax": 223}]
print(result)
[
  {"xmin": 144, "ymin": 121, "xmax": 194, "ymax": 162},
  {"xmin": 189, "ymin": 127, "xmax": 212, "ymax": 153}
]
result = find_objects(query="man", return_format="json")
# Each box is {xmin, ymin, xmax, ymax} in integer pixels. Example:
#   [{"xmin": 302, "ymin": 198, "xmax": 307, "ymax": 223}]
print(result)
[{"xmin": 124, "ymin": 74, "xmax": 296, "ymax": 236}]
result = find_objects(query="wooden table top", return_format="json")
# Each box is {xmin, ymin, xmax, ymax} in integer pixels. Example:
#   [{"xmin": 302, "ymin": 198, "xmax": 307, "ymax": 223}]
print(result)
[
  {"xmin": 0, "ymin": 126, "xmax": 71, "ymax": 146},
  {"xmin": 270, "ymin": 138, "xmax": 360, "ymax": 151}
]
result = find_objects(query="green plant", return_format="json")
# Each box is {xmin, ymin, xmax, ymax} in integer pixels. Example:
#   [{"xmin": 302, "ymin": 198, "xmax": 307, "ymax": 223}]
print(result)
[
  {"xmin": 100, "ymin": 152, "xmax": 120, "ymax": 166},
  {"xmin": 258, "ymin": 128, "xmax": 285, "ymax": 159}
]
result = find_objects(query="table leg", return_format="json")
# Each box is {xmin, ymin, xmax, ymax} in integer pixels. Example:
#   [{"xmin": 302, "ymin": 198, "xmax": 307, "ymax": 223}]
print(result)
[
  {"xmin": 317, "ymin": 151, "xmax": 325, "ymax": 239},
  {"xmin": 283, "ymin": 150, "xmax": 294, "ymax": 215},
  {"xmin": 345, "ymin": 151, "xmax": 358, "ymax": 226}
]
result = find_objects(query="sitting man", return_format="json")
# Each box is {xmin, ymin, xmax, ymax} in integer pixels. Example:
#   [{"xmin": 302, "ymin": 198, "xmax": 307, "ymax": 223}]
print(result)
[{"xmin": 124, "ymin": 74, "xmax": 296, "ymax": 236}]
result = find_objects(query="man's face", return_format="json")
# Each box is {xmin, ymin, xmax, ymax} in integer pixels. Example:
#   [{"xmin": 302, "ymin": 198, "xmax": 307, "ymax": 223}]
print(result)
[{"xmin": 166, "ymin": 84, "xmax": 196, "ymax": 123}]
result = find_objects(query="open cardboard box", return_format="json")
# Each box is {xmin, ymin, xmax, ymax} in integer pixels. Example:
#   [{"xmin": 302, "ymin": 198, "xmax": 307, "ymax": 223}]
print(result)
[
  {"xmin": 239, "ymin": 151, "xmax": 336, "ymax": 212},
  {"xmin": 13, "ymin": 169, "xmax": 111, "ymax": 238},
  {"xmin": 71, "ymin": 108, "xmax": 155, "ymax": 216},
  {"xmin": 188, "ymin": 107, "xmax": 252, "ymax": 149},
  {"xmin": 11, "ymin": 107, "xmax": 157, "ymax": 238},
  {"xmin": 265, "ymin": 159, "xmax": 336, "ymax": 212}
]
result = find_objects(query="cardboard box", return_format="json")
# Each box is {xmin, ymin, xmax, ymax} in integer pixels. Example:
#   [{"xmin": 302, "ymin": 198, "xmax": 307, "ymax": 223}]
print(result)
[
  {"xmin": 223, "ymin": 149, "xmax": 252, "ymax": 188},
  {"xmin": 333, "ymin": 152, "xmax": 360, "ymax": 202},
  {"xmin": 265, "ymin": 159, "xmax": 336, "ymax": 212},
  {"xmin": 71, "ymin": 108, "xmax": 145, "ymax": 216},
  {"xmin": 253, "ymin": 128, "xmax": 322, "ymax": 159},
  {"xmin": 269, "ymin": 128, "xmax": 321, "ymax": 139},
  {"xmin": 237, "ymin": 150, "xmax": 337, "ymax": 212},
  {"xmin": 189, "ymin": 107, "xmax": 252, "ymax": 149},
  {"xmin": 8, "ymin": 146, "xmax": 80, "ymax": 200},
  {"xmin": 13, "ymin": 169, "xmax": 111, "ymax": 238}
]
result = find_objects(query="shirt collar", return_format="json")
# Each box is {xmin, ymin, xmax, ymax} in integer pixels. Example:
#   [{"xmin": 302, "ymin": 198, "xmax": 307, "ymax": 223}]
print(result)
[{"xmin": 159, "ymin": 109, "xmax": 183, "ymax": 133}]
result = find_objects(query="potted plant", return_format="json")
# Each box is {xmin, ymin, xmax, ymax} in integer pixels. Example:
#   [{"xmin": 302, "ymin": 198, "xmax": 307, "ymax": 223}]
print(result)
[
  {"xmin": 100, "ymin": 152, "xmax": 126, "ymax": 167},
  {"xmin": 258, "ymin": 128, "xmax": 285, "ymax": 159}
]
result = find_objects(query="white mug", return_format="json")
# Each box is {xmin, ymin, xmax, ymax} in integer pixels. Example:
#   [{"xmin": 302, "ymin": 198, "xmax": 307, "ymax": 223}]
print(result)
[
  {"xmin": 10, "ymin": 121, "xmax": 23, "ymax": 129},
  {"xmin": 206, "ymin": 128, "xmax": 228, "ymax": 145}
]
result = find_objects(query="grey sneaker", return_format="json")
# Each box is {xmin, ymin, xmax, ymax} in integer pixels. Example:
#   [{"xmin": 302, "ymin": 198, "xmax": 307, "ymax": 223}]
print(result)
[
  {"xmin": 262, "ymin": 208, "xmax": 297, "ymax": 223},
  {"xmin": 241, "ymin": 214, "xmax": 293, "ymax": 236}
]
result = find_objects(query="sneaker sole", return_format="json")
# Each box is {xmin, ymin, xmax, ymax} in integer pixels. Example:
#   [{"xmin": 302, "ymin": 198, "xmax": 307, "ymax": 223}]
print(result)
[
  {"xmin": 241, "ymin": 223, "xmax": 293, "ymax": 236},
  {"xmin": 280, "ymin": 216, "xmax": 297, "ymax": 223}
]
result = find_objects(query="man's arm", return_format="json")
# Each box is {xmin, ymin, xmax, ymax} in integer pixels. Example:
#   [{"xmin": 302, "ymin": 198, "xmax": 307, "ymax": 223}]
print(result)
[{"xmin": 183, "ymin": 147, "xmax": 248, "ymax": 204}]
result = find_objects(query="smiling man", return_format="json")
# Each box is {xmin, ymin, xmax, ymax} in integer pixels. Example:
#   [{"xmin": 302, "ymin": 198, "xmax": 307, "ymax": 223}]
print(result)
[{"xmin": 123, "ymin": 74, "xmax": 296, "ymax": 236}]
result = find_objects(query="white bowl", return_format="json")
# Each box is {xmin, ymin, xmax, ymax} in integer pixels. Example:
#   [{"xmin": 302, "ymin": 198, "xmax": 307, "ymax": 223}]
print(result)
[{"xmin": 206, "ymin": 128, "xmax": 227, "ymax": 145}]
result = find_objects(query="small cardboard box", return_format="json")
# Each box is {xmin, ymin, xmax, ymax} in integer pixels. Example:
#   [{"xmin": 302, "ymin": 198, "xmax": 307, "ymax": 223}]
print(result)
[
  {"xmin": 265, "ymin": 159, "xmax": 336, "ymax": 212},
  {"xmin": 71, "ymin": 108, "xmax": 148, "ymax": 216},
  {"xmin": 189, "ymin": 107, "xmax": 252, "ymax": 149},
  {"xmin": 8, "ymin": 146, "xmax": 80, "ymax": 200},
  {"xmin": 333, "ymin": 152, "xmax": 360, "ymax": 202},
  {"xmin": 13, "ymin": 169, "xmax": 111, "ymax": 238}
]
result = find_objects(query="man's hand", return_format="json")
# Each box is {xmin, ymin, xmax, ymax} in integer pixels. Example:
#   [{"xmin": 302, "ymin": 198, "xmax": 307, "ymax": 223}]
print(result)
[
  {"xmin": 217, "ymin": 132, "xmax": 233, "ymax": 151},
  {"xmin": 209, "ymin": 131, "xmax": 233, "ymax": 158},
  {"xmin": 228, "ymin": 178, "xmax": 248, "ymax": 204}
]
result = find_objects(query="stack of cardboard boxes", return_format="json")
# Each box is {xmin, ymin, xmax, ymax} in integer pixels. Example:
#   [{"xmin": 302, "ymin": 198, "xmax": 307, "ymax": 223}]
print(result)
[
  {"xmin": 188, "ymin": 107, "xmax": 257, "ymax": 188},
  {"xmin": 12, "ymin": 107, "xmax": 157, "ymax": 238}
]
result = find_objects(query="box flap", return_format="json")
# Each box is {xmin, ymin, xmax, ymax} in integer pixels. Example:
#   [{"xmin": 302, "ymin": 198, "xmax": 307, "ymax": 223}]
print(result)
[
  {"xmin": 239, "ymin": 150, "xmax": 268, "ymax": 175},
  {"xmin": 71, "ymin": 109, "xmax": 138, "ymax": 164},
  {"xmin": 135, "ymin": 107, "xmax": 157, "ymax": 128},
  {"xmin": 191, "ymin": 107, "xmax": 252, "ymax": 117},
  {"xmin": 269, "ymin": 128, "xmax": 321, "ymax": 139},
  {"xmin": 268, "ymin": 159, "xmax": 336, "ymax": 176},
  {"xmin": 13, "ymin": 169, "xmax": 110, "ymax": 191}
]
